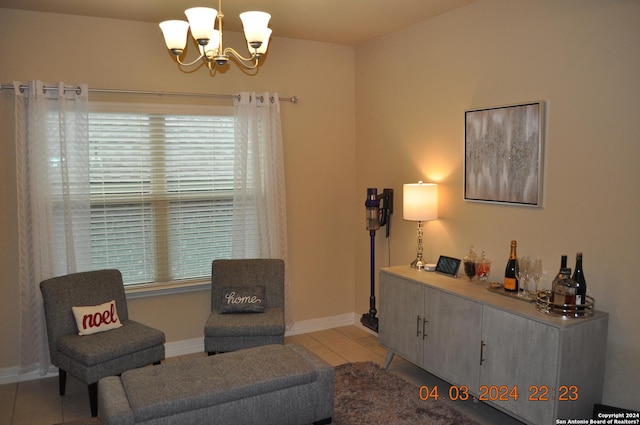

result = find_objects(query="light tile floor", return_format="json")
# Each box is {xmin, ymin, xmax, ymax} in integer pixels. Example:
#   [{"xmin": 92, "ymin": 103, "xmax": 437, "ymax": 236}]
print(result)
[{"xmin": 0, "ymin": 325, "xmax": 523, "ymax": 425}]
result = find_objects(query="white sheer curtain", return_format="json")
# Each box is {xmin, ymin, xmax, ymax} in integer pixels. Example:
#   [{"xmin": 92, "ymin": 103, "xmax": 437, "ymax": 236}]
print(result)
[
  {"xmin": 14, "ymin": 81, "xmax": 91, "ymax": 375},
  {"xmin": 232, "ymin": 92, "xmax": 292, "ymax": 329}
]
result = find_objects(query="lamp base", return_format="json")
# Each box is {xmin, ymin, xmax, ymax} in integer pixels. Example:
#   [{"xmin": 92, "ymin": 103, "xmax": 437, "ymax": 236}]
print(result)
[
  {"xmin": 360, "ymin": 313, "xmax": 379, "ymax": 333},
  {"xmin": 410, "ymin": 258, "xmax": 426, "ymax": 270}
]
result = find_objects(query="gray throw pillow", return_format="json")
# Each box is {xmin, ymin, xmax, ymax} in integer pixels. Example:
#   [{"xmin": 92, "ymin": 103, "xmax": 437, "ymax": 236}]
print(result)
[{"xmin": 220, "ymin": 286, "xmax": 265, "ymax": 313}]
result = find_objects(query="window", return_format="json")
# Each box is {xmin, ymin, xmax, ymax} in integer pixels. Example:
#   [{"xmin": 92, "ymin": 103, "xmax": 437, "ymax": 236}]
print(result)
[{"xmin": 88, "ymin": 102, "xmax": 238, "ymax": 286}]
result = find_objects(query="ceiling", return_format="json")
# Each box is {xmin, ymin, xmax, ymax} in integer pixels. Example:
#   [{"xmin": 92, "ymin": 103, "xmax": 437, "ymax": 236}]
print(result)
[{"xmin": 0, "ymin": 0, "xmax": 477, "ymax": 46}]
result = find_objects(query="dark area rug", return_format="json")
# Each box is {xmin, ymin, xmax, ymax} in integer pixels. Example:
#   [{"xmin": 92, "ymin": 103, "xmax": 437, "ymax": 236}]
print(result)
[
  {"xmin": 55, "ymin": 361, "xmax": 479, "ymax": 425},
  {"xmin": 332, "ymin": 361, "xmax": 479, "ymax": 425}
]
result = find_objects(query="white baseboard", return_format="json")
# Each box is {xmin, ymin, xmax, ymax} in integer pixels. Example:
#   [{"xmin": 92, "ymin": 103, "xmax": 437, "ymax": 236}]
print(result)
[
  {"xmin": 0, "ymin": 312, "xmax": 366, "ymax": 385},
  {"xmin": 163, "ymin": 312, "xmax": 364, "ymax": 357},
  {"xmin": 164, "ymin": 337, "xmax": 205, "ymax": 358},
  {"xmin": 0, "ymin": 367, "xmax": 50, "ymax": 385},
  {"xmin": 285, "ymin": 312, "xmax": 360, "ymax": 336}
]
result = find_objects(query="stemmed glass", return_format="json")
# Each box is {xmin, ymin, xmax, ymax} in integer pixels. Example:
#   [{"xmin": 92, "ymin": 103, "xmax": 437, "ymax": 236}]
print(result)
[
  {"xmin": 532, "ymin": 258, "xmax": 543, "ymax": 296},
  {"xmin": 517, "ymin": 256, "xmax": 532, "ymax": 299}
]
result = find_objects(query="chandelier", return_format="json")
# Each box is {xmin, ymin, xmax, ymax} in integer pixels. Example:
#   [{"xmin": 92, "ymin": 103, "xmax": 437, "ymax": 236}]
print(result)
[{"xmin": 159, "ymin": 0, "xmax": 272, "ymax": 72}]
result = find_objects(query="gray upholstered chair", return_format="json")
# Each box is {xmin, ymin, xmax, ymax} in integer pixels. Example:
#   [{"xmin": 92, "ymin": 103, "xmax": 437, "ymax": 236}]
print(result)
[
  {"xmin": 204, "ymin": 259, "xmax": 285, "ymax": 355},
  {"xmin": 40, "ymin": 269, "xmax": 165, "ymax": 417}
]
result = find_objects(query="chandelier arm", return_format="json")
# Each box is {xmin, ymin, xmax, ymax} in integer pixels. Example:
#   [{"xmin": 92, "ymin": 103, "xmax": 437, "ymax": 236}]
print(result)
[
  {"xmin": 223, "ymin": 47, "xmax": 260, "ymax": 69},
  {"xmin": 175, "ymin": 48, "xmax": 208, "ymax": 67}
]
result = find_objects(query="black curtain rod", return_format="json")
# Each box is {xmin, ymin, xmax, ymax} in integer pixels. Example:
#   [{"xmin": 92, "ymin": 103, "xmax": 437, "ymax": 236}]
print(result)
[{"xmin": 0, "ymin": 84, "xmax": 299, "ymax": 104}]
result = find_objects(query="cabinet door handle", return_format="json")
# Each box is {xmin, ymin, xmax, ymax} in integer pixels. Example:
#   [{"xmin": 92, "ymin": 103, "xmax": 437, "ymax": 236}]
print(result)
[
  {"xmin": 480, "ymin": 340, "xmax": 486, "ymax": 365},
  {"xmin": 416, "ymin": 315, "xmax": 422, "ymax": 338},
  {"xmin": 422, "ymin": 318, "xmax": 428, "ymax": 340}
]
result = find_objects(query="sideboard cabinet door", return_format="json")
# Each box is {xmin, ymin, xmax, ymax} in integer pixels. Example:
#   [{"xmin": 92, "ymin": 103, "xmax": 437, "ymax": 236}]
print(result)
[
  {"xmin": 424, "ymin": 289, "xmax": 482, "ymax": 390},
  {"xmin": 481, "ymin": 305, "xmax": 559, "ymax": 425},
  {"xmin": 379, "ymin": 273, "xmax": 425, "ymax": 365}
]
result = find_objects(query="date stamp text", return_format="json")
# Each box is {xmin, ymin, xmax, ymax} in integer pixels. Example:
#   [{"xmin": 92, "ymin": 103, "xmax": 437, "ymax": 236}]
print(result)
[
  {"xmin": 418, "ymin": 385, "xmax": 638, "ymax": 424},
  {"xmin": 418, "ymin": 385, "xmax": 579, "ymax": 402}
]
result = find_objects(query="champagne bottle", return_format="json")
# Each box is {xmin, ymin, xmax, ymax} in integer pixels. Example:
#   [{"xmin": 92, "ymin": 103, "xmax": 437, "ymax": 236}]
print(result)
[
  {"xmin": 572, "ymin": 252, "xmax": 587, "ymax": 305},
  {"xmin": 503, "ymin": 240, "xmax": 518, "ymax": 292}
]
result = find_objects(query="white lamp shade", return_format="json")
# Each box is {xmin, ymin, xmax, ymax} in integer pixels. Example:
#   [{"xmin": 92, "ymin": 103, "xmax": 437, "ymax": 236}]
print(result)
[
  {"xmin": 203, "ymin": 29, "xmax": 221, "ymax": 58},
  {"xmin": 403, "ymin": 182, "xmax": 438, "ymax": 221},
  {"xmin": 185, "ymin": 7, "xmax": 217, "ymax": 41},
  {"xmin": 240, "ymin": 11, "xmax": 271, "ymax": 43},
  {"xmin": 248, "ymin": 28, "xmax": 272, "ymax": 54},
  {"xmin": 159, "ymin": 20, "xmax": 190, "ymax": 50}
]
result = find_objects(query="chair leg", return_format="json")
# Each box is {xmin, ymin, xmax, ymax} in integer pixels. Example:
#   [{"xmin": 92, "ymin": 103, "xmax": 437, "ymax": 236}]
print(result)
[
  {"xmin": 88, "ymin": 383, "xmax": 98, "ymax": 417},
  {"xmin": 58, "ymin": 369, "xmax": 67, "ymax": 395}
]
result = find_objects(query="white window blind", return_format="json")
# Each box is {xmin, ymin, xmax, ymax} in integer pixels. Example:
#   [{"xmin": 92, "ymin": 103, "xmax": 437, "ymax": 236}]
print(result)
[{"xmin": 88, "ymin": 102, "xmax": 237, "ymax": 285}]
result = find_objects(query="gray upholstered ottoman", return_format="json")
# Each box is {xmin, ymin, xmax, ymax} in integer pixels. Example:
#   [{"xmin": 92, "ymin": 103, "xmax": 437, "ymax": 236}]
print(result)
[{"xmin": 98, "ymin": 343, "xmax": 333, "ymax": 425}]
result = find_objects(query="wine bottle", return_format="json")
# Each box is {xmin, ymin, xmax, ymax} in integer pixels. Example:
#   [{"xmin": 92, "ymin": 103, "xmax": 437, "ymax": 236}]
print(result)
[
  {"xmin": 572, "ymin": 252, "xmax": 587, "ymax": 305},
  {"xmin": 550, "ymin": 255, "xmax": 568, "ymax": 303},
  {"xmin": 552, "ymin": 254, "xmax": 575, "ymax": 306},
  {"xmin": 503, "ymin": 240, "xmax": 518, "ymax": 292}
]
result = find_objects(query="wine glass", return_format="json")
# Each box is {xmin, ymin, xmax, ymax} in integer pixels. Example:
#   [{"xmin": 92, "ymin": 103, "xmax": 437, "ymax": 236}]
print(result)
[
  {"xmin": 517, "ymin": 256, "xmax": 531, "ymax": 299},
  {"xmin": 532, "ymin": 258, "xmax": 543, "ymax": 296}
]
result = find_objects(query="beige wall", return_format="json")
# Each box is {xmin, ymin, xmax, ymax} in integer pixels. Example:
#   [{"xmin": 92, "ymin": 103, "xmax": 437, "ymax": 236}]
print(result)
[
  {"xmin": 0, "ymin": 9, "xmax": 356, "ymax": 361},
  {"xmin": 355, "ymin": 0, "xmax": 639, "ymax": 411},
  {"xmin": 1, "ymin": 0, "xmax": 639, "ymax": 413}
]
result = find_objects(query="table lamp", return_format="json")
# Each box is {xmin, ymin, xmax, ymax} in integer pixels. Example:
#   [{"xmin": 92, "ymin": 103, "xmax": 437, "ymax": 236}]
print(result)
[{"xmin": 403, "ymin": 181, "xmax": 438, "ymax": 269}]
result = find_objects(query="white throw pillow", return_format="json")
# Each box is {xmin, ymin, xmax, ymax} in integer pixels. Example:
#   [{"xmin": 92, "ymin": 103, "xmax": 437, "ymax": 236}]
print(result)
[{"xmin": 72, "ymin": 300, "xmax": 123, "ymax": 336}]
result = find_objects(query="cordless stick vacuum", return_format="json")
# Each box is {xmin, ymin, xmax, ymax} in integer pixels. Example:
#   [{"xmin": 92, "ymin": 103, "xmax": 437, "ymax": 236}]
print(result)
[{"xmin": 361, "ymin": 188, "xmax": 393, "ymax": 333}]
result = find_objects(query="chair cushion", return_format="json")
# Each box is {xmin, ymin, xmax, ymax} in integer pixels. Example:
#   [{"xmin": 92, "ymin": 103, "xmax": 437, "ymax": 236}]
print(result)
[
  {"xmin": 204, "ymin": 307, "xmax": 284, "ymax": 337},
  {"xmin": 120, "ymin": 344, "xmax": 317, "ymax": 423},
  {"xmin": 220, "ymin": 286, "xmax": 265, "ymax": 313},
  {"xmin": 72, "ymin": 299, "xmax": 123, "ymax": 335},
  {"xmin": 57, "ymin": 320, "xmax": 165, "ymax": 366}
]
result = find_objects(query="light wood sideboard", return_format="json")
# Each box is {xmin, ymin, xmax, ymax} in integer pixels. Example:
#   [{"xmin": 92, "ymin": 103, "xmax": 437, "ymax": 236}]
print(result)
[{"xmin": 379, "ymin": 266, "xmax": 608, "ymax": 425}]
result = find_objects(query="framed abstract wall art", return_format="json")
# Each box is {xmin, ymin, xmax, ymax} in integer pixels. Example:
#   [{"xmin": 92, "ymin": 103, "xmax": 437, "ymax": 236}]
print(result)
[{"xmin": 464, "ymin": 101, "xmax": 545, "ymax": 207}]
